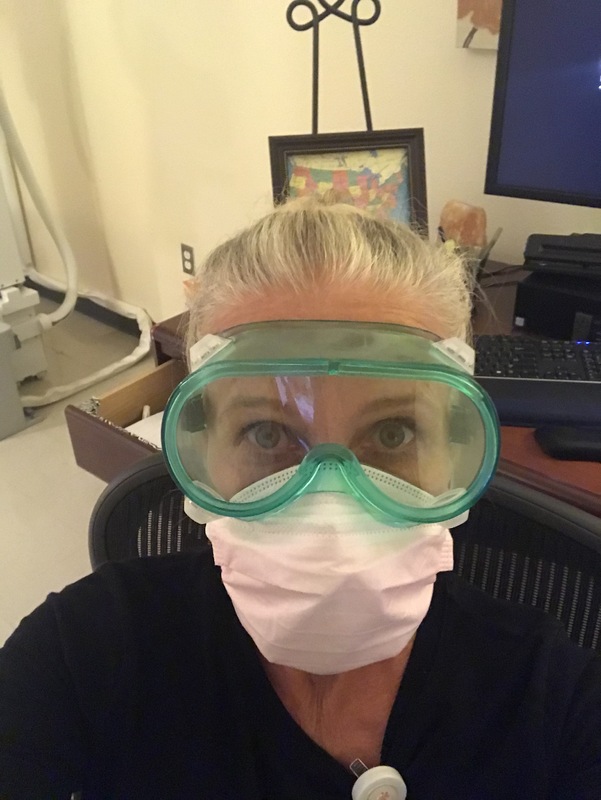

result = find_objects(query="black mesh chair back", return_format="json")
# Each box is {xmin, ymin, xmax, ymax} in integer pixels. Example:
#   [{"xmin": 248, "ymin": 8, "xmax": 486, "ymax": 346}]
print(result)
[
  {"xmin": 89, "ymin": 455, "xmax": 601, "ymax": 652},
  {"xmin": 88, "ymin": 453, "xmax": 208, "ymax": 569},
  {"xmin": 452, "ymin": 474, "xmax": 601, "ymax": 652}
]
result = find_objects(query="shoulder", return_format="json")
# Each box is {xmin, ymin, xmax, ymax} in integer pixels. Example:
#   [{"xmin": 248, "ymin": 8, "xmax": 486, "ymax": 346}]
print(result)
[
  {"xmin": 431, "ymin": 572, "xmax": 601, "ymax": 727},
  {"xmin": 62, "ymin": 549, "xmax": 220, "ymax": 610},
  {"xmin": 2, "ymin": 551, "xmax": 224, "ymax": 664},
  {"xmin": 404, "ymin": 574, "xmax": 601, "ymax": 793},
  {"xmin": 436, "ymin": 571, "xmax": 575, "ymax": 642},
  {"xmin": 432, "ymin": 571, "xmax": 601, "ymax": 689}
]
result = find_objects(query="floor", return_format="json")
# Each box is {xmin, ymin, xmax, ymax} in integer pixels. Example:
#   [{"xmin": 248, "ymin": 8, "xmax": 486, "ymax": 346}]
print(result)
[{"xmin": 0, "ymin": 298, "xmax": 155, "ymax": 646}]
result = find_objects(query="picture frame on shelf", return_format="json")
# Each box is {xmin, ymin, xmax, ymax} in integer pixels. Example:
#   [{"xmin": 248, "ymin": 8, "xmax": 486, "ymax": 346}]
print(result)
[{"xmin": 269, "ymin": 129, "xmax": 428, "ymax": 231}]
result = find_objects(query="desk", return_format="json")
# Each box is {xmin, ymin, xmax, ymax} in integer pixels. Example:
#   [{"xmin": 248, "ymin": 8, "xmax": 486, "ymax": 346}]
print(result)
[
  {"xmin": 152, "ymin": 275, "xmax": 601, "ymax": 516},
  {"xmin": 498, "ymin": 427, "xmax": 601, "ymax": 516}
]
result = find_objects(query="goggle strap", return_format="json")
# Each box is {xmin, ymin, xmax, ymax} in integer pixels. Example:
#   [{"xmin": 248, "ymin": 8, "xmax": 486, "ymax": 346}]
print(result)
[
  {"xmin": 189, "ymin": 334, "xmax": 232, "ymax": 371},
  {"xmin": 184, "ymin": 497, "xmax": 222, "ymax": 524},
  {"xmin": 434, "ymin": 338, "xmax": 475, "ymax": 374}
]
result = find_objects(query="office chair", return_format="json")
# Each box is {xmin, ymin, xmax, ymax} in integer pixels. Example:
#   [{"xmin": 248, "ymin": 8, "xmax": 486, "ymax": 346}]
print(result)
[
  {"xmin": 89, "ymin": 453, "xmax": 601, "ymax": 652},
  {"xmin": 453, "ymin": 474, "xmax": 601, "ymax": 651},
  {"xmin": 88, "ymin": 452, "xmax": 209, "ymax": 569}
]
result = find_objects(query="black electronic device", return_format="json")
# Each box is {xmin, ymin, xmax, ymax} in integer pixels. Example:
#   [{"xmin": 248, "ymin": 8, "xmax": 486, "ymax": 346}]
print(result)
[
  {"xmin": 513, "ymin": 273, "xmax": 601, "ymax": 342},
  {"xmin": 474, "ymin": 335, "xmax": 601, "ymax": 427},
  {"xmin": 534, "ymin": 426, "xmax": 601, "ymax": 463},
  {"xmin": 485, "ymin": 0, "xmax": 601, "ymax": 209},
  {"xmin": 523, "ymin": 234, "xmax": 601, "ymax": 280}
]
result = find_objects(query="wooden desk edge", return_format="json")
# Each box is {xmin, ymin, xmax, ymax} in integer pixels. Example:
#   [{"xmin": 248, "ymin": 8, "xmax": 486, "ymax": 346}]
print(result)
[{"xmin": 496, "ymin": 458, "xmax": 601, "ymax": 517}]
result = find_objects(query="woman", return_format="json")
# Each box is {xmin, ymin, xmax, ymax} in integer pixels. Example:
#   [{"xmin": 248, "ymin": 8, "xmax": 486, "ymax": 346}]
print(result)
[{"xmin": 0, "ymin": 197, "xmax": 600, "ymax": 799}]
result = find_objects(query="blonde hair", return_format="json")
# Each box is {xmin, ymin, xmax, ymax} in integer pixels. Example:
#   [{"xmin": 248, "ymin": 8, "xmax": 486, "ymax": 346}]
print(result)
[{"xmin": 187, "ymin": 195, "xmax": 474, "ymax": 346}]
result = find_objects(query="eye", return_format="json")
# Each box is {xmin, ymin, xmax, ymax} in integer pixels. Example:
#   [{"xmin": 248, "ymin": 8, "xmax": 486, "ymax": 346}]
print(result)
[
  {"xmin": 244, "ymin": 421, "xmax": 292, "ymax": 451},
  {"xmin": 373, "ymin": 419, "xmax": 415, "ymax": 449}
]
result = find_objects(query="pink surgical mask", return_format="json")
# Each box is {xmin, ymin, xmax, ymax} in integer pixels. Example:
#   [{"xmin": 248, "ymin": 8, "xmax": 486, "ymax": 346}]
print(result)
[{"xmin": 206, "ymin": 494, "xmax": 454, "ymax": 675}]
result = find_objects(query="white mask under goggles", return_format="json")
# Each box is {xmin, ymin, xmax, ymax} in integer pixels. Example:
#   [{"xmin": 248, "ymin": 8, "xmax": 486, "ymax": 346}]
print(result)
[{"xmin": 161, "ymin": 320, "xmax": 500, "ymax": 527}]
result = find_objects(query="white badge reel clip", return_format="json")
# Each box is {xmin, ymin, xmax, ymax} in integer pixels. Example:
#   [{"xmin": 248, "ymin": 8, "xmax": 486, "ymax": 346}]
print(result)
[{"xmin": 350, "ymin": 759, "xmax": 407, "ymax": 800}]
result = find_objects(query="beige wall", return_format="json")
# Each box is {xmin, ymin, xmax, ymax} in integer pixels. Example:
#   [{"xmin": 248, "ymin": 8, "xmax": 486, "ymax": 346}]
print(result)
[{"xmin": 1, "ymin": 0, "xmax": 598, "ymax": 322}]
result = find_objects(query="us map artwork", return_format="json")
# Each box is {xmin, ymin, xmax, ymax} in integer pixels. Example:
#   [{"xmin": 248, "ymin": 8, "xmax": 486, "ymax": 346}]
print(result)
[{"xmin": 286, "ymin": 149, "xmax": 411, "ymax": 224}]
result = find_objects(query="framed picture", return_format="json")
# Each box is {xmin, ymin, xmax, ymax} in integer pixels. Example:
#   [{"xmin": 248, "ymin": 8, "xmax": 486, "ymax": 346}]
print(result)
[{"xmin": 269, "ymin": 129, "xmax": 428, "ymax": 231}]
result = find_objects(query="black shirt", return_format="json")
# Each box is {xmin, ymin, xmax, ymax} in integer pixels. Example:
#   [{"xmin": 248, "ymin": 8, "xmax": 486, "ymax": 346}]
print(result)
[{"xmin": 0, "ymin": 551, "xmax": 600, "ymax": 799}]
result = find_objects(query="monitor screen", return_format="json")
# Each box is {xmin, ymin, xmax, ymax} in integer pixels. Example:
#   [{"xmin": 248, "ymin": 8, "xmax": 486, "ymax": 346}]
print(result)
[{"xmin": 485, "ymin": 0, "xmax": 601, "ymax": 209}]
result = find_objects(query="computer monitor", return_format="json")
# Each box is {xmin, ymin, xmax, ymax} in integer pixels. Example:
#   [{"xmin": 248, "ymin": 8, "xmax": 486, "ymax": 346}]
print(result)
[{"xmin": 485, "ymin": 0, "xmax": 601, "ymax": 210}]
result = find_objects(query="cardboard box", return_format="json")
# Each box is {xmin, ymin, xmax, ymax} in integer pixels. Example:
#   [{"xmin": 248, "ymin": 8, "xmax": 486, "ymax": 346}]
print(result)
[{"xmin": 65, "ymin": 359, "xmax": 187, "ymax": 482}]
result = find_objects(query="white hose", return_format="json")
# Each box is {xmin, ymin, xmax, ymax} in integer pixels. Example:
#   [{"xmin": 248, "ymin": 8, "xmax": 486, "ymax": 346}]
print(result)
[
  {"xmin": 0, "ymin": 84, "xmax": 153, "ymax": 406},
  {"xmin": 0, "ymin": 87, "xmax": 77, "ymax": 328},
  {"xmin": 20, "ymin": 269, "xmax": 153, "ymax": 407}
]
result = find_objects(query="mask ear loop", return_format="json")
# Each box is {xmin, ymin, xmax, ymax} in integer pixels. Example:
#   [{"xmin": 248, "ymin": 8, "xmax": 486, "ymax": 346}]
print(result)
[{"xmin": 350, "ymin": 759, "xmax": 407, "ymax": 800}]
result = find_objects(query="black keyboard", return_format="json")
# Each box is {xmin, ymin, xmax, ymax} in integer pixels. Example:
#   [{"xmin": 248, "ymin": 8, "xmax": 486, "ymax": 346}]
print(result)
[{"xmin": 474, "ymin": 335, "xmax": 601, "ymax": 427}]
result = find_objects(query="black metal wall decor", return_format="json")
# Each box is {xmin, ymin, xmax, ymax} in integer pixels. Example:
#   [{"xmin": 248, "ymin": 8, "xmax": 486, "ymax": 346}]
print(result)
[
  {"xmin": 274, "ymin": 1, "xmax": 429, "ymax": 231},
  {"xmin": 286, "ymin": 0, "xmax": 381, "ymax": 134}
]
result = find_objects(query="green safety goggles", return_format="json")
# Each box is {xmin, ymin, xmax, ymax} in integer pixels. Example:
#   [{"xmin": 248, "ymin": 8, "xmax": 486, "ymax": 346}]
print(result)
[{"xmin": 161, "ymin": 320, "xmax": 500, "ymax": 527}]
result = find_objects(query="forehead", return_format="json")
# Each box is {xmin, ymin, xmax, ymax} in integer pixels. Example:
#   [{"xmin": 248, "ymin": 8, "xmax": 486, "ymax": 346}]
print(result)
[
  {"xmin": 204, "ymin": 282, "xmax": 450, "ymax": 340},
  {"xmin": 204, "ymin": 375, "xmax": 451, "ymax": 428}
]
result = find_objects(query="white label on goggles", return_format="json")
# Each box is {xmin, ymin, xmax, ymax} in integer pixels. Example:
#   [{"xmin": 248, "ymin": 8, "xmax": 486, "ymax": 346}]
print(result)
[
  {"xmin": 189, "ymin": 334, "xmax": 231, "ymax": 371},
  {"xmin": 434, "ymin": 338, "xmax": 475, "ymax": 374}
]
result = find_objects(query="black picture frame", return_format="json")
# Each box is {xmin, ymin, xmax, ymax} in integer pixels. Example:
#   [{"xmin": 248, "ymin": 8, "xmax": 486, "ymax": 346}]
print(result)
[{"xmin": 269, "ymin": 129, "xmax": 428, "ymax": 231}]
